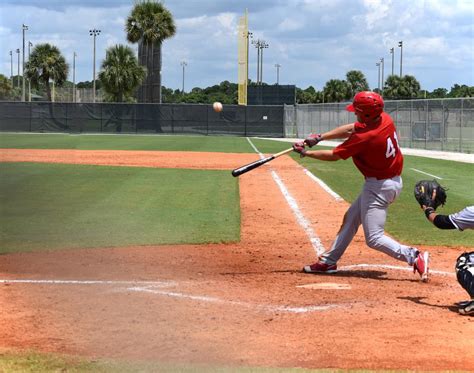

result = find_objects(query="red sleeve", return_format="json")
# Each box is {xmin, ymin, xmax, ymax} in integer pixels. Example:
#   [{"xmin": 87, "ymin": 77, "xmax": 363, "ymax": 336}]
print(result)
[{"xmin": 333, "ymin": 133, "xmax": 365, "ymax": 160}]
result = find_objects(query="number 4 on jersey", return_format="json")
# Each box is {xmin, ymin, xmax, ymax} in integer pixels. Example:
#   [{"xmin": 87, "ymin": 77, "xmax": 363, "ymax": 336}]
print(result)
[{"xmin": 386, "ymin": 132, "xmax": 400, "ymax": 158}]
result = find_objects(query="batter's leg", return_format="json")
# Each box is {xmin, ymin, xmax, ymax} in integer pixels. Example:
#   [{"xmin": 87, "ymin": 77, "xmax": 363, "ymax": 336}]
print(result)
[
  {"xmin": 361, "ymin": 177, "xmax": 418, "ymax": 265},
  {"xmin": 319, "ymin": 194, "xmax": 362, "ymax": 265}
]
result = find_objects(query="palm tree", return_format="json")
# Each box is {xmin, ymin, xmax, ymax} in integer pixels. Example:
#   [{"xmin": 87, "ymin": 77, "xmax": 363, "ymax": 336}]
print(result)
[
  {"xmin": 25, "ymin": 43, "xmax": 68, "ymax": 101},
  {"xmin": 383, "ymin": 75, "xmax": 421, "ymax": 99},
  {"xmin": 431, "ymin": 88, "xmax": 448, "ymax": 98},
  {"xmin": 346, "ymin": 70, "xmax": 369, "ymax": 98},
  {"xmin": 126, "ymin": 0, "xmax": 176, "ymax": 103},
  {"xmin": 448, "ymin": 84, "xmax": 474, "ymax": 98},
  {"xmin": 383, "ymin": 75, "xmax": 404, "ymax": 99},
  {"xmin": 99, "ymin": 45, "xmax": 146, "ymax": 102},
  {"xmin": 0, "ymin": 73, "xmax": 13, "ymax": 100},
  {"xmin": 402, "ymin": 75, "xmax": 421, "ymax": 98},
  {"xmin": 323, "ymin": 79, "xmax": 350, "ymax": 102}
]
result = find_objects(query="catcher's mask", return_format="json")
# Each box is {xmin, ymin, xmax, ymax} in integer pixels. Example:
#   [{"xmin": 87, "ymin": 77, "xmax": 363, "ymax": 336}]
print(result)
[{"xmin": 346, "ymin": 91, "xmax": 384, "ymax": 123}]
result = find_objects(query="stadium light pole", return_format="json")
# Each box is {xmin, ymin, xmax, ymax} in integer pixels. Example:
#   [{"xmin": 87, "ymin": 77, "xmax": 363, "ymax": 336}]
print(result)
[
  {"xmin": 89, "ymin": 29, "xmax": 101, "ymax": 103},
  {"xmin": 16, "ymin": 48, "xmax": 20, "ymax": 88},
  {"xmin": 390, "ymin": 47, "xmax": 394, "ymax": 76},
  {"xmin": 22, "ymin": 24, "xmax": 28, "ymax": 102},
  {"xmin": 380, "ymin": 57, "xmax": 384, "ymax": 93},
  {"xmin": 376, "ymin": 62, "xmax": 380, "ymax": 91},
  {"xmin": 28, "ymin": 41, "xmax": 33, "ymax": 102},
  {"xmin": 275, "ymin": 63, "xmax": 281, "ymax": 85},
  {"xmin": 73, "ymin": 51, "xmax": 77, "ymax": 103},
  {"xmin": 9, "ymin": 51, "xmax": 13, "ymax": 85},
  {"xmin": 252, "ymin": 39, "xmax": 260, "ymax": 84},
  {"xmin": 398, "ymin": 40, "xmax": 403, "ymax": 77},
  {"xmin": 180, "ymin": 61, "xmax": 187, "ymax": 94},
  {"xmin": 260, "ymin": 41, "xmax": 268, "ymax": 84}
]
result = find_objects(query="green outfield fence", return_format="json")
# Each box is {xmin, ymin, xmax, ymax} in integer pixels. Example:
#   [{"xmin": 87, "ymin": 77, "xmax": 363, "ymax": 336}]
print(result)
[
  {"xmin": 285, "ymin": 98, "xmax": 474, "ymax": 153},
  {"xmin": 0, "ymin": 102, "xmax": 285, "ymax": 137}
]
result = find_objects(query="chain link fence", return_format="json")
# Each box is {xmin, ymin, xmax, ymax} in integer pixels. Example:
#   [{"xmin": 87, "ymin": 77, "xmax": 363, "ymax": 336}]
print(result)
[{"xmin": 284, "ymin": 98, "xmax": 474, "ymax": 153}]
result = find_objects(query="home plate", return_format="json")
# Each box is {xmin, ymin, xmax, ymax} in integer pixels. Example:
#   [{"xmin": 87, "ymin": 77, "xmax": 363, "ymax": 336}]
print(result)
[{"xmin": 297, "ymin": 282, "xmax": 352, "ymax": 290}]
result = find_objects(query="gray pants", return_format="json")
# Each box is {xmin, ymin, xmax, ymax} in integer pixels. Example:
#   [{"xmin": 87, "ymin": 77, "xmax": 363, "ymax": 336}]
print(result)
[{"xmin": 320, "ymin": 176, "xmax": 418, "ymax": 266}]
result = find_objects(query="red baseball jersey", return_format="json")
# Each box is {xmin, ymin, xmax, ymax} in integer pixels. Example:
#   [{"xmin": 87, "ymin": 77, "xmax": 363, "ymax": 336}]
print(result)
[{"xmin": 333, "ymin": 112, "xmax": 403, "ymax": 179}]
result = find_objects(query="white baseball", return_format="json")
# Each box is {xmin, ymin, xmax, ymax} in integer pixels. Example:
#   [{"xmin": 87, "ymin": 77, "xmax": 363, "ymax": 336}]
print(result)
[{"xmin": 213, "ymin": 102, "xmax": 223, "ymax": 112}]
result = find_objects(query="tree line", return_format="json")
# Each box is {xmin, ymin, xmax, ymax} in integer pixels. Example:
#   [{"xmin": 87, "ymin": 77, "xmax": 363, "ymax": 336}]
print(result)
[{"xmin": 2, "ymin": 70, "xmax": 472, "ymax": 103}]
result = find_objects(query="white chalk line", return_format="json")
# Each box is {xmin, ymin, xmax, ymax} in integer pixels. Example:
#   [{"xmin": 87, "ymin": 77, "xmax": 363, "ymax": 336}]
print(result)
[
  {"xmin": 126, "ymin": 285, "xmax": 337, "ymax": 314},
  {"xmin": 271, "ymin": 170, "xmax": 325, "ymax": 255},
  {"xmin": 0, "ymin": 262, "xmax": 454, "ymax": 314},
  {"xmin": 246, "ymin": 138, "xmax": 325, "ymax": 256},
  {"xmin": 340, "ymin": 264, "xmax": 455, "ymax": 277},
  {"xmin": 0, "ymin": 278, "xmax": 339, "ymax": 314},
  {"xmin": 0, "ymin": 279, "xmax": 175, "ymax": 286},
  {"xmin": 410, "ymin": 168, "xmax": 443, "ymax": 180},
  {"xmin": 246, "ymin": 137, "xmax": 261, "ymax": 154},
  {"xmin": 302, "ymin": 168, "xmax": 344, "ymax": 201}
]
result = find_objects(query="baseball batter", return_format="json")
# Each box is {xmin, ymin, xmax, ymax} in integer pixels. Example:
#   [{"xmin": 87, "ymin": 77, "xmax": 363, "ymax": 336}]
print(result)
[{"xmin": 293, "ymin": 91, "xmax": 429, "ymax": 281}]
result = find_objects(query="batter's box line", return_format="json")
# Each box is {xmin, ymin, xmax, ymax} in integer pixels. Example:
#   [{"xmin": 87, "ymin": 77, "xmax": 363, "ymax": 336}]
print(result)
[
  {"xmin": 0, "ymin": 279, "xmax": 176, "ymax": 286},
  {"xmin": 340, "ymin": 264, "xmax": 455, "ymax": 277},
  {"xmin": 125, "ymin": 285, "xmax": 341, "ymax": 314},
  {"xmin": 0, "ymin": 279, "xmax": 344, "ymax": 314}
]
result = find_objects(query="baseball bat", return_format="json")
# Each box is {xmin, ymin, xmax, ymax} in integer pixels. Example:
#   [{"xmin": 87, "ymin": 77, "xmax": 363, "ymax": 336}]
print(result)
[{"xmin": 231, "ymin": 147, "xmax": 293, "ymax": 177}]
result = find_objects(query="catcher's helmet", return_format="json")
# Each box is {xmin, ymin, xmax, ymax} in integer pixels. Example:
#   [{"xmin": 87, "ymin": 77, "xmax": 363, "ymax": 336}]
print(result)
[{"xmin": 346, "ymin": 91, "xmax": 384, "ymax": 122}]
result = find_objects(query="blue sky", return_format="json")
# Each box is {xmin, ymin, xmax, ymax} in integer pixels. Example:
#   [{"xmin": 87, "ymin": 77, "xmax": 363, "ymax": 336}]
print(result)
[{"xmin": 1, "ymin": 0, "xmax": 473, "ymax": 92}]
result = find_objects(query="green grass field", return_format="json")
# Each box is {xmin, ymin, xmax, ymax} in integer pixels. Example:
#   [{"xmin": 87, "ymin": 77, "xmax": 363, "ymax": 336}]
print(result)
[
  {"xmin": 0, "ymin": 162, "xmax": 240, "ymax": 253},
  {"xmin": 0, "ymin": 133, "xmax": 256, "ymax": 153},
  {"xmin": 0, "ymin": 350, "xmax": 411, "ymax": 373},
  {"xmin": 0, "ymin": 133, "xmax": 473, "ymax": 253}
]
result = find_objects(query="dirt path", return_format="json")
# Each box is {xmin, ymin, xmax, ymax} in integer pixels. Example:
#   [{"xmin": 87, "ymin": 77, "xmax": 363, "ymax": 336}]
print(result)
[{"xmin": 0, "ymin": 149, "xmax": 473, "ymax": 370}]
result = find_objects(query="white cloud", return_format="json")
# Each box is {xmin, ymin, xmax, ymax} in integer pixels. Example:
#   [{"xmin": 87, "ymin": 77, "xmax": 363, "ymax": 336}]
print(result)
[
  {"xmin": 428, "ymin": 0, "xmax": 474, "ymax": 18},
  {"xmin": 361, "ymin": 0, "xmax": 392, "ymax": 30},
  {"xmin": 177, "ymin": 16, "xmax": 208, "ymax": 29},
  {"xmin": 0, "ymin": 0, "xmax": 472, "ymax": 90},
  {"xmin": 278, "ymin": 18, "xmax": 304, "ymax": 32}
]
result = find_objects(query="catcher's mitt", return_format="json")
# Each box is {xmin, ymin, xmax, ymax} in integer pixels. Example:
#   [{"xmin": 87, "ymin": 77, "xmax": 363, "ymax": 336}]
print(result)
[{"xmin": 414, "ymin": 180, "xmax": 447, "ymax": 209}]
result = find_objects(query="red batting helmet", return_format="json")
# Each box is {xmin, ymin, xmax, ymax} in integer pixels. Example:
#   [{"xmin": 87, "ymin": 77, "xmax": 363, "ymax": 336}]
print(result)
[{"xmin": 346, "ymin": 91, "xmax": 384, "ymax": 122}]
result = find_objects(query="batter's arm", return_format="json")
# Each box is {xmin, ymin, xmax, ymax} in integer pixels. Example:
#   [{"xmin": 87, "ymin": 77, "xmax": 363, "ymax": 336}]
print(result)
[
  {"xmin": 319, "ymin": 123, "xmax": 355, "ymax": 141},
  {"xmin": 304, "ymin": 149, "xmax": 341, "ymax": 161}
]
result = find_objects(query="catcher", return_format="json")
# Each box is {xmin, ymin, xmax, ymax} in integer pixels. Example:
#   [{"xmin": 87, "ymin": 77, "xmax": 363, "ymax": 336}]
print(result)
[
  {"xmin": 414, "ymin": 180, "xmax": 474, "ymax": 315},
  {"xmin": 414, "ymin": 180, "xmax": 474, "ymax": 231},
  {"xmin": 455, "ymin": 252, "xmax": 474, "ymax": 316}
]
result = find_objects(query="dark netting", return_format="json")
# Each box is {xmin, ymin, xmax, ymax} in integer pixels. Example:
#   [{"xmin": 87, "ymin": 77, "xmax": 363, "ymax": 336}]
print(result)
[
  {"xmin": 0, "ymin": 102, "xmax": 31, "ymax": 131},
  {"xmin": 171, "ymin": 104, "xmax": 208, "ymax": 134},
  {"xmin": 248, "ymin": 85, "xmax": 296, "ymax": 105},
  {"xmin": 30, "ymin": 102, "xmax": 69, "ymax": 132},
  {"xmin": 135, "ymin": 104, "xmax": 167, "ymax": 133},
  {"xmin": 0, "ymin": 102, "xmax": 285, "ymax": 137},
  {"xmin": 101, "ymin": 104, "xmax": 136, "ymax": 133},
  {"xmin": 209, "ymin": 105, "xmax": 246, "ymax": 135},
  {"xmin": 245, "ymin": 106, "xmax": 284, "ymax": 137},
  {"xmin": 67, "ymin": 103, "xmax": 102, "ymax": 133}
]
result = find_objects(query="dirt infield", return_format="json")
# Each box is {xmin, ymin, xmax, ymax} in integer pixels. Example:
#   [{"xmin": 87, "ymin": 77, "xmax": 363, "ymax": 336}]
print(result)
[{"xmin": 1, "ymin": 149, "xmax": 473, "ymax": 370}]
